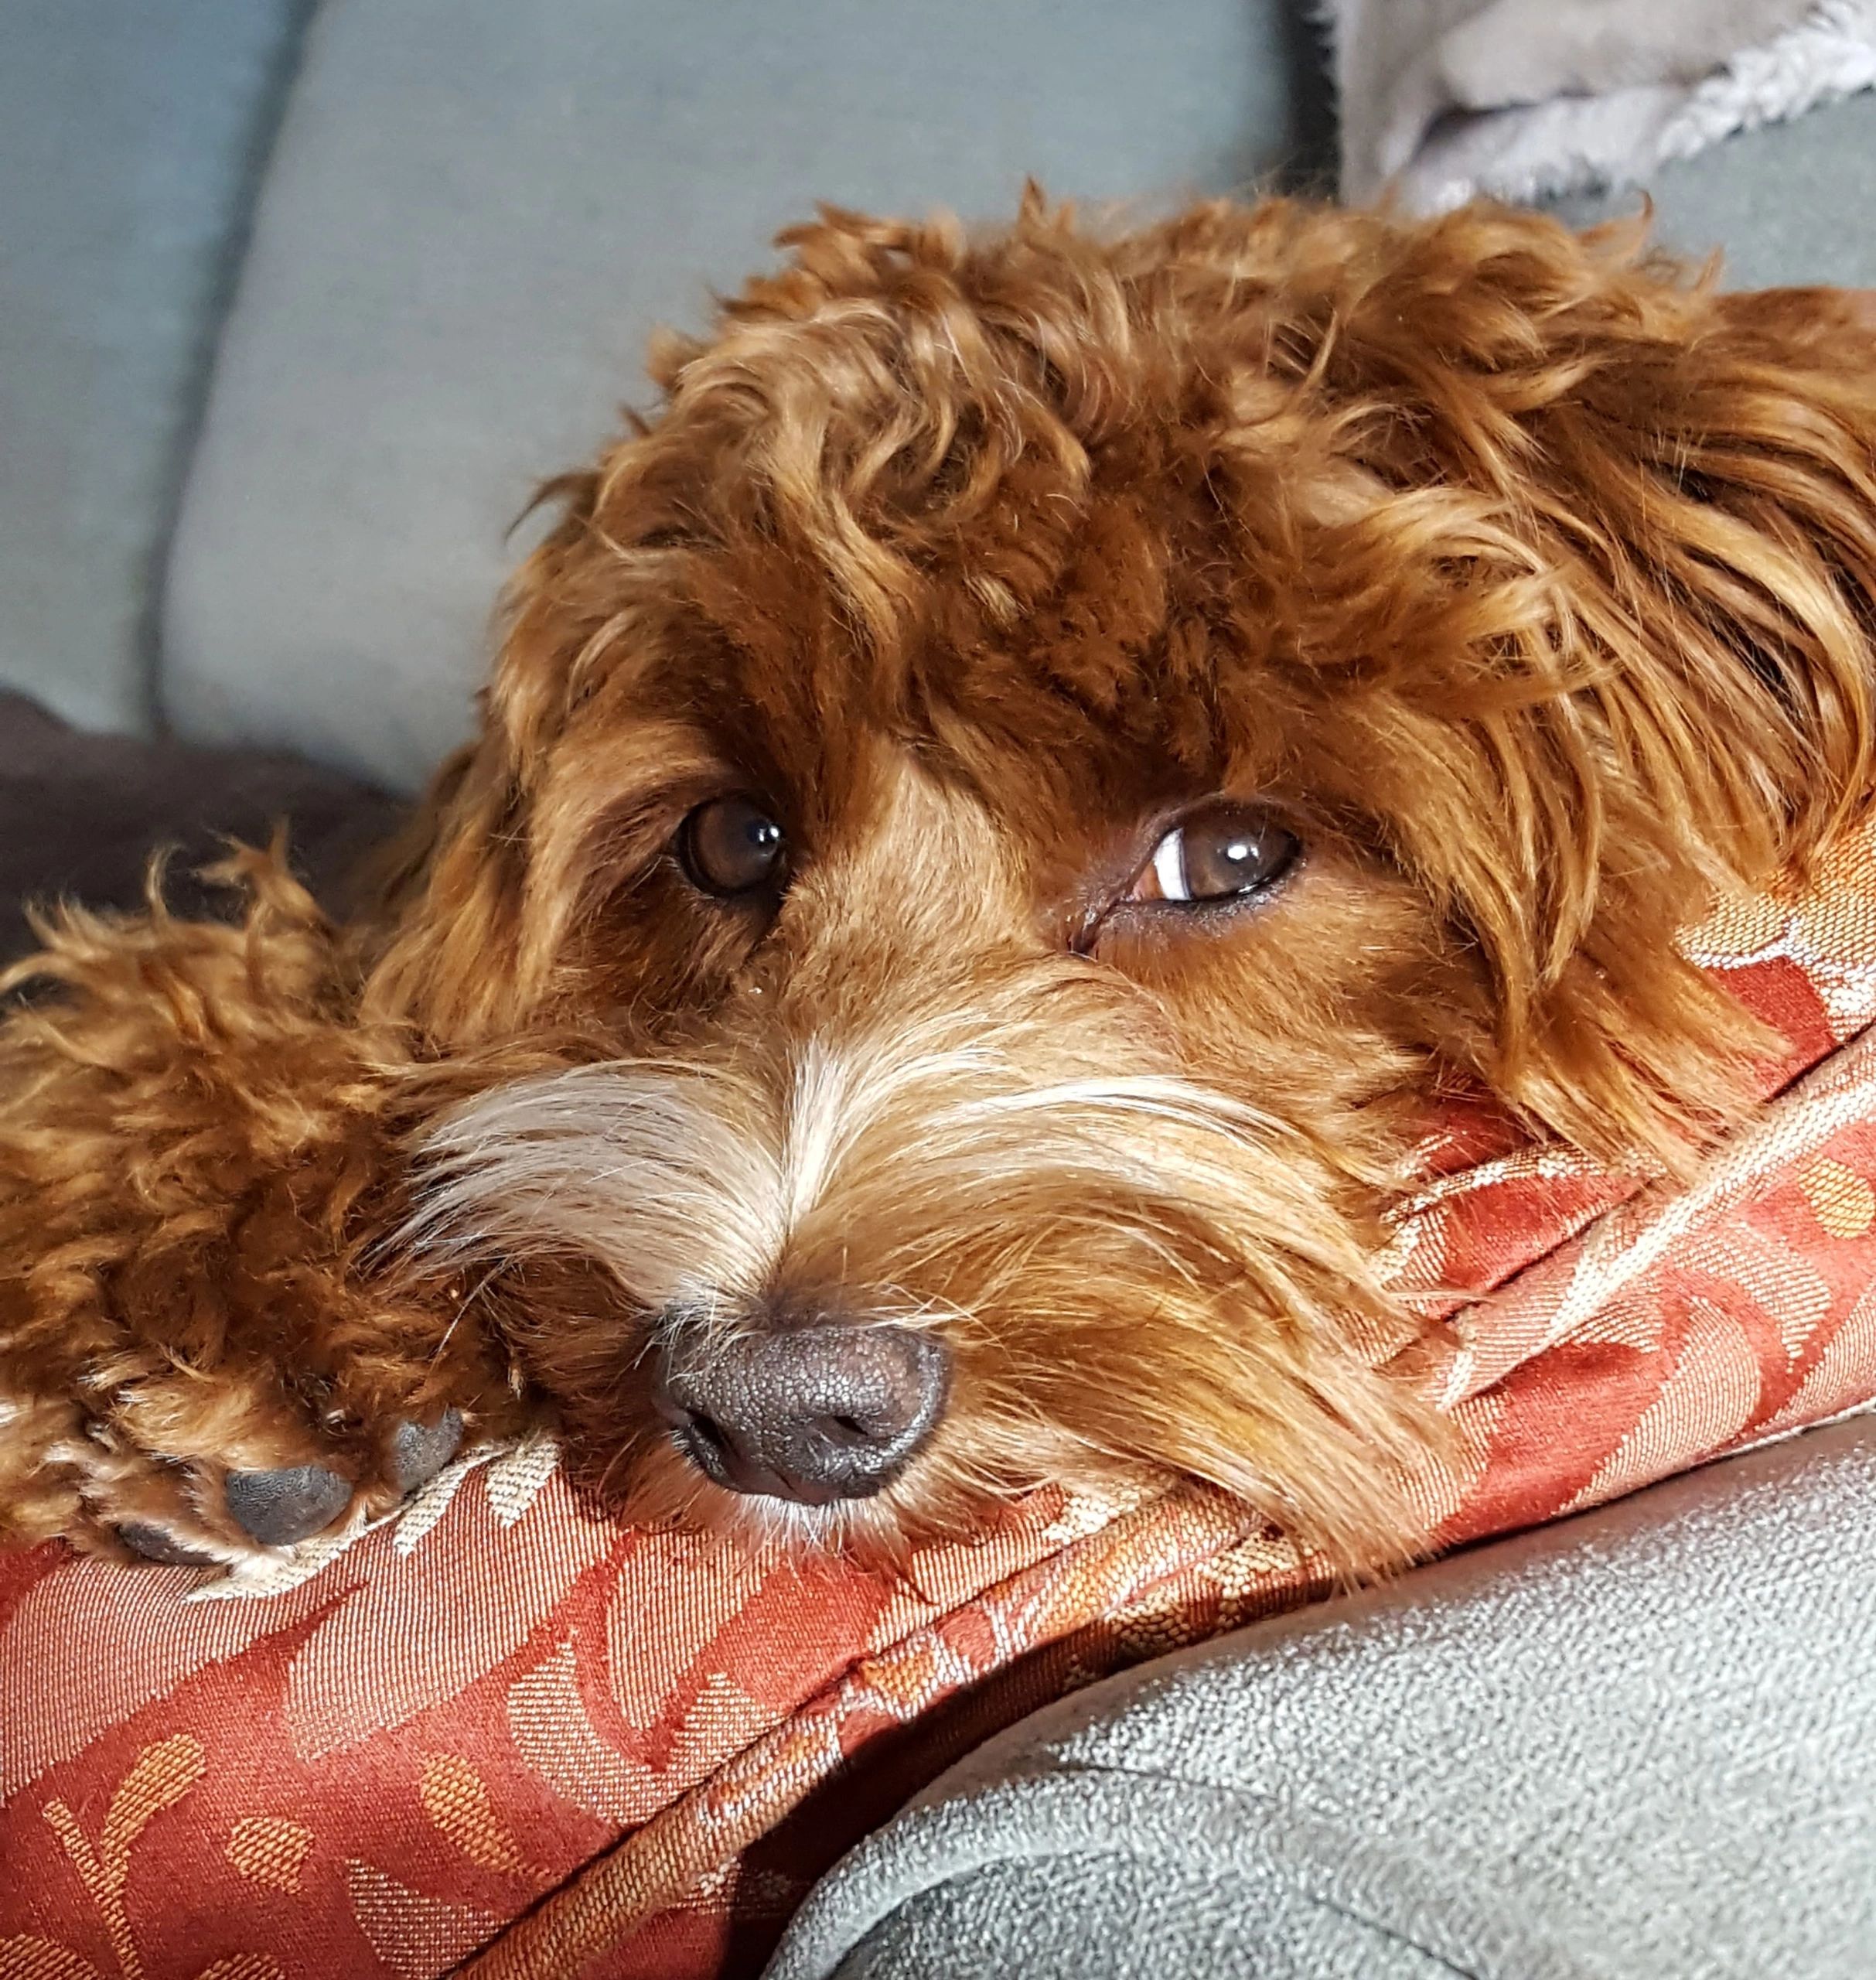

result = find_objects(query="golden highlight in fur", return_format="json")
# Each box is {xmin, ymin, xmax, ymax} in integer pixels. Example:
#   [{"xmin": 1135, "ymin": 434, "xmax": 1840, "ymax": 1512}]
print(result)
[{"xmin": 3, "ymin": 194, "xmax": 1874, "ymax": 1574}]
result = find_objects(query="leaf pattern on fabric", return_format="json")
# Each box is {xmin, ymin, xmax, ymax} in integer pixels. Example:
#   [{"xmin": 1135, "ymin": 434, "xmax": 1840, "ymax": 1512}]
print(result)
[
  {"xmin": 0, "ymin": 1941, "xmax": 106, "ymax": 1980},
  {"xmin": 479, "ymin": 1436, "xmax": 560, "ymax": 1528},
  {"xmin": 1567, "ymin": 1300, "xmax": 1764, "ymax": 1509},
  {"xmin": 28, "ymin": 1737, "xmax": 221, "ymax": 1980},
  {"xmin": 417, "ymin": 1756, "xmax": 530, "ymax": 1878},
  {"xmin": 346, "ymin": 1864, "xmax": 498, "ymax": 1980},
  {"xmin": 1800, "ymin": 1156, "xmax": 1876, "ymax": 1238},
  {"xmin": 280, "ymin": 1469, "xmax": 616, "ymax": 1762},
  {"xmin": 223, "ymin": 1817, "xmax": 312, "ymax": 1894},
  {"xmin": 0, "ymin": 1565, "xmax": 331, "ymax": 1799},
  {"xmin": 603, "ymin": 1538, "xmax": 773, "ymax": 1732},
  {"xmin": 1763, "ymin": 1275, "xmax": 1876, "ymax": 1433},
  {"xmin": 507, "ymin": 1640, "xmax": 669, "ymax": 1827}
]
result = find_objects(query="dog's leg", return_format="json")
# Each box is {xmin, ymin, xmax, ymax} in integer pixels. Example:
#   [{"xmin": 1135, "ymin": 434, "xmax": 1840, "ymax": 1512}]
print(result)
[{"xmin": 0, "ymin": 856, "xmax": 520, "ymax": 1565}]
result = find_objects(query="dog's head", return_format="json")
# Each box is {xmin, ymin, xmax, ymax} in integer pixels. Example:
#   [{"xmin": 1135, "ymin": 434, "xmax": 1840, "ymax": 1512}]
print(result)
[{"xmin": 369, "ymin": 196, "xmax": 1876, "ymax": 1565}]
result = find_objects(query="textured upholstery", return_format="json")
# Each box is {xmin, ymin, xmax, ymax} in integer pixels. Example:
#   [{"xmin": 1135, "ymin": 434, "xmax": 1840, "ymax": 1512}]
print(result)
[
  {"xmin": 767, "ymin": 1413, "xmax": 1876, "ymax": 1980},
  {"xmin": 160, "ymin": 0, "xmax": 1323, "ymax": 790}
]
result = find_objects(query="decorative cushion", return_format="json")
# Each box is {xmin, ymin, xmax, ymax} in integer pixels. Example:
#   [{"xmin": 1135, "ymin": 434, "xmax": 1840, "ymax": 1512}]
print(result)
[{"xmin": 7, "ymin": 820, "xmax": 1876, "ymax": 1977}]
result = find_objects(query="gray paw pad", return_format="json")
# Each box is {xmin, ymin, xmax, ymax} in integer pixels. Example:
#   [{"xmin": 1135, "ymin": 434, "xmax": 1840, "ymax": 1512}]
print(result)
[
  {"xmin": 224, "ymin": 1463, "xmax": 352, "ymax": 1546},
  {"xmin": 116, "ymin": 1521, "xmax": 217, "ymax": 1567},
  {"xmin": 389, "ymin": 1409, "xmax": 463, "ymax": 1493}
]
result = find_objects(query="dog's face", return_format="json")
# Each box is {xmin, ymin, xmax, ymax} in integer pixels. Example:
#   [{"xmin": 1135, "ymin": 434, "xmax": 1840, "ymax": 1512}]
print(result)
[{"xmin": 371, "ymin": 199, "xmax": 1876, "ymax": 1567}]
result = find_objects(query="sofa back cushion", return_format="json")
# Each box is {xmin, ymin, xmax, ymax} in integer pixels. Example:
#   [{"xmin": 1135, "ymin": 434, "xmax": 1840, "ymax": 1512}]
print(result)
[
  {"xmin": 0, "ymin": 0, "xmax": 306, "ymax": 736},
  {"xmin": 162, "ymin": 0, "xmax": 1319, "ymax": 791}
]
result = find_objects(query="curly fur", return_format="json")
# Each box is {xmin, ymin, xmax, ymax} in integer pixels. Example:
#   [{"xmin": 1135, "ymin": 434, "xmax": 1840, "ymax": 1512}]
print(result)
[{"xmin": 3, "ymin": 193, "xmax": 1874, "ymax": 1573}]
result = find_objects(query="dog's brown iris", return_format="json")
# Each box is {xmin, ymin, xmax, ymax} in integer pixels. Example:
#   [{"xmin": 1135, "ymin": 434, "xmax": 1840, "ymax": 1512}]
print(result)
[
  {"xmin": 1130, "ymin": 803, "xmax": 1299, "ymax": 906},
  {"xmin": 678, "ymin": 795, "xmax": 786, "ymax": 896}
]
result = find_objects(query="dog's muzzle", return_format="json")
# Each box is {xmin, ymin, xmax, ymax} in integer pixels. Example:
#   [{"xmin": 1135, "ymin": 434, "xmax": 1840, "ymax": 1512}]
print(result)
[{"xmin": 652, "ymin": 1316, "xmax": 950, "ymax": 1505}]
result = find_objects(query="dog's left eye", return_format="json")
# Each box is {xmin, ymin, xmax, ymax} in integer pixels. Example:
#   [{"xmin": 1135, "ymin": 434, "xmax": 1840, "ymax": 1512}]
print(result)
[
  {"xmin": 1128, "ymin": 803, "xmax": 1300, "ymax": 905},
  {"xmin": 677, "ymin": 795, "xmax": 786, "ymax": 896}
]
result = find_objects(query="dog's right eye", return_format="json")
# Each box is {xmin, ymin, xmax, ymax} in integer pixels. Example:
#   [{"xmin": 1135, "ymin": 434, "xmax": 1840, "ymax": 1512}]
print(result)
[
  {"xmin": 677, "ymin": 796, "xmax": 786, "ymax": 896},
  {"xmin": 1127, "ymin": 802, "xmax": 1300, "ymax": 907}
]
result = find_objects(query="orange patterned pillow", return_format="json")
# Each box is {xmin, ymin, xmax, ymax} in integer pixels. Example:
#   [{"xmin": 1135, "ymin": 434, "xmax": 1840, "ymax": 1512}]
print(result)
[{"xmin": 6, "ymin": 823, "xmax": 1876, "ymax": 1979}]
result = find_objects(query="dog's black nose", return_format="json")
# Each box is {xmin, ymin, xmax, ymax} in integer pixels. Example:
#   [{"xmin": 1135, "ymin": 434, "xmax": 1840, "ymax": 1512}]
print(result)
[{"xmin": 654, "ymin": 1321, "xmax": 949, "ymax": 1505}]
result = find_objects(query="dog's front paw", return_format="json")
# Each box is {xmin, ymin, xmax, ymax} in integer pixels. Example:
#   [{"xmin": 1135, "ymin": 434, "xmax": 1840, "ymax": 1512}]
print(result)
[
  {"xmin": 0, "ymin": 852, "xmax": 542, "ymax": 1569},
  {"xmin": 0, "ymin": 1317, "xmax": 516, "ymax": 1570},
  {"xmin": 56, "ymin": 1408, "xmax": 476, "ymax": 1569},
  {"xmin": 116, "ymin": 1413, "xmax": 466, "ymax": 1566}
]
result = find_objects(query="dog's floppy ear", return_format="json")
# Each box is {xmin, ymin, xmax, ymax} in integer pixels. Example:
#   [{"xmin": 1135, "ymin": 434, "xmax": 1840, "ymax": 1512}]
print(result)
[
  {"xmin": 1488, "ymin": 261, "xmax": 1876, "ymax": 1158},
  {"xmin": 1281, "ymin": 215, "xmax": 1876, "ymax": 1165}
]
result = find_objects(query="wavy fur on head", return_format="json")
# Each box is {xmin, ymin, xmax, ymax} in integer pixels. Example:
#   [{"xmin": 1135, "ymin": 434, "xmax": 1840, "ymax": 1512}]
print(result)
[{"xmin": 2, "ymin": 194, "xmax": 1874, "ymax": 1573}]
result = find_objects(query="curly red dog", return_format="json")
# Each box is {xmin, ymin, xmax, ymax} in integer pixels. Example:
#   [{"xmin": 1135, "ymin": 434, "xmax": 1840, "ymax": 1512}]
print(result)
[{"xmin": 4, "ymin": 195, "xmax": 1874, "ymax": 1573}]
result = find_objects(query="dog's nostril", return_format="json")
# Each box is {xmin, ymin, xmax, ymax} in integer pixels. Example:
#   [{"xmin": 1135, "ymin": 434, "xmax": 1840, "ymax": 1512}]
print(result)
[
  {"xmin": 653, "ymin": 1320, "xmax": 950, "ymax": 1506},
  {"xmin": 682, "ymin": 1409, "xmax": 731, "ymax": 1456}
]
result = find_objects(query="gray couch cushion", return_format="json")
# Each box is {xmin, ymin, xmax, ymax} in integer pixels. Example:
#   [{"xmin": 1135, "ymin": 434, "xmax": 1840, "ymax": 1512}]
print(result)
[
  {"xmin": 1557, "ymin": 85, "xmax": 1876, "ymax": 288},
  {"xmin": 161, "ymin": 0, "xmax": 1323, "ymax": 791},
  {"xmin": 767, "ymin": 1415, "xmax": 1876, "ymax": 1980},
  {"xmin": 0, "ymin": 0, "xmax": 309, "ymax": 735}
]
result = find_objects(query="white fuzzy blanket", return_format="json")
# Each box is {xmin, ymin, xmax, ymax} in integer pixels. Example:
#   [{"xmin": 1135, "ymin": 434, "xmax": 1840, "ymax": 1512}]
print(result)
[{"xmin": 1326, "ymin": 0, "xmax": 1876, "ymax": 211}]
